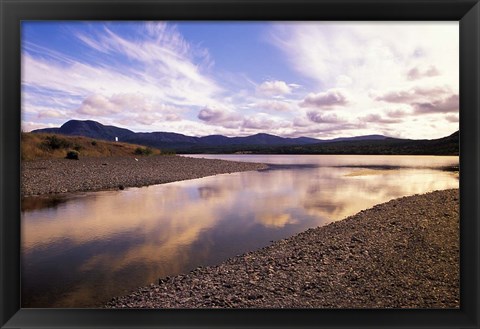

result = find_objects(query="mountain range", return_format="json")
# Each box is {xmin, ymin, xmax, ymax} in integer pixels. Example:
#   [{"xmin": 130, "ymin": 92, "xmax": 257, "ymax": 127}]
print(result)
[
  {"xmin": 33, "ymin": 120, "xmax": 388, "ymax": 149},
  {"xmin": 32, "ymin": 120, "xmax": 458, "ymax": 155}
]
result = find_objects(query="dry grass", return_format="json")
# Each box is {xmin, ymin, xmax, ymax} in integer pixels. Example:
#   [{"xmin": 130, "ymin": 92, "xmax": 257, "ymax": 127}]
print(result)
[{"xmin": 21, "ymin": 133, "xmax": 162, "ymax": 161}]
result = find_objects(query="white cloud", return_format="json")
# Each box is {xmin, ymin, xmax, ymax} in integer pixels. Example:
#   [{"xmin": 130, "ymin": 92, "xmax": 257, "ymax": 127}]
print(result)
[
  {"xmin": 412, "ymin": 94, "xmax": 459, "ymax": 114},
  {"xmin": 268, "ymin": 22, "xmax": 459, "ymax": 139},
  {"xmin": 21, "ymin": 121, "xmax": 57, "ymax": 132},
  {"xmin": 197, "ymin": 106, "xmax": 241, "ymax": 125},
  {"xmin": 76, "ymin": 93, "xmax": 155, "ymax": 115},
  {"xmin": 386, "ymin": 108, "xmax": 410, "ymax": 118},
  {"xmin": 445, "ymin": 114, "xmax": 459, "ymax": 123},
  {"xmin": 292, "ymin": 116, "xmax": 312, "ymax": 128},
  {"xmin": 77, "ymin": 94, "xmax": 119, "ymax": 115},
  {"xmin": 336, "ymin": 75, "xmax": 353, "ymax": 87},
  {"xmin": 270, "ymin": 22, "xmax": 458, "ymax": 91},
  {"xmin": 374, "ymin": 85, "xmax": 458, "ymax": 115},
  {"xmin": 359, "ymin": 113, "xmax": 403, "ymax": 124},
  {"xmin": 407, "ymin": 65, "xmax": 440, "ymax": 80},
  {"xmin": 37, "ymin": 109, "xmax": 68, "ymax": 119},
  {"xmin": 257, "ymin": 80, "xmax": 291, "ymax": 96},
  {"xmin": 288, "ymin": 83, "xmax": 302, "ymax": 89},
  {"xmin": 242, "ymin": 113, "xmax": 289, "ymax": 130},
  {"xmin": 375, "ymin": 85, "xmax": 452, "ymax": 104},
  {"xmin": 300, "ymin": 89, "xmax": 348, "ymax": 109},
  {"xmin": 306, "ymin": 111, "xmax": 346, "ymax": 124},
  {"xmin": 256, "ymin": 100, "xmax": 292, "ymax": 112},
  {"xmin": 75, "ymin": 94, "xmax": 185, "ymax": 122}
]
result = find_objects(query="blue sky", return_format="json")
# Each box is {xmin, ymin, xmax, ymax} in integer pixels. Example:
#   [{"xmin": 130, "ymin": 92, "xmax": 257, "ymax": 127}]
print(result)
[{"xmin": 22, "ymin": 21, "xmax": 459, "ymax": 139}]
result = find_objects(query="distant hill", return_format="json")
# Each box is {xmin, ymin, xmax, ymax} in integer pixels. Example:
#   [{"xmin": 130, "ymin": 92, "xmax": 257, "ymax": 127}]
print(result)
[
  {"xmin": 32, "ymin": 119, "xmax": 458, "ymax": 155},
  {"xmin": 199, "ymin": 133, "xmax": 323, "ymax": 146},
  {"xmin": 326, "ymin": 134, "xmax": 388, "ymax": 143},
  {"xmin": 35, "ymin": 120, "xmax": 135, "ymax": 141},
  {"xmin": 33, "ymin": 120, "xmax": 329, "ymax": 149},
  {"xmin": 250, "ymin": 131, "xmax": 459, "ymax": 156}
]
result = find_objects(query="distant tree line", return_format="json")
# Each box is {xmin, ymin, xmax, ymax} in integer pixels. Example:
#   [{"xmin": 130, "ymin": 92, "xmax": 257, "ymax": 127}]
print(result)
[{"xmin": 179, "ymin": 132, "xmax": 459, "ymax": 156}]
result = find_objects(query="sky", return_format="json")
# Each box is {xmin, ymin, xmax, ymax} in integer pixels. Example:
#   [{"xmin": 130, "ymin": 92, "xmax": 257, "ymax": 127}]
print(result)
[{"xmin": 21, "ymin": 21, "xmax": 459, "ymax": 139}]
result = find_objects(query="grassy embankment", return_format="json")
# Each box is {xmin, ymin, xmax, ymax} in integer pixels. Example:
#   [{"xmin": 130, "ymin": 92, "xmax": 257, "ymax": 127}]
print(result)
[{"xmin": 21, "ymin": 133, "xmax": 166, "ymax": 161}]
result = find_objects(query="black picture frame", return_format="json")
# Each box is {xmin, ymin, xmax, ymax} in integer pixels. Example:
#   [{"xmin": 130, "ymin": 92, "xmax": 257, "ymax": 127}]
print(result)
[{"xmin": 1, "ymin": 0, "xmax": 479, "ymax": 328}]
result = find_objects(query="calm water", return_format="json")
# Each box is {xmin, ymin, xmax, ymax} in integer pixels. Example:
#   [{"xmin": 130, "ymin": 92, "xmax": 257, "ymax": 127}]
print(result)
[{"xmin": 21, "ymin": 155, "xmax": 459, "ymax": 308}]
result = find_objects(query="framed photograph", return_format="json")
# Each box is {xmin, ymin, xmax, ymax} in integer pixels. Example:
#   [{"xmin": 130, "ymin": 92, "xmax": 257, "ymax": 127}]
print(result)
[{"xmin": 1, "ymin": 0, "xmax": 479, "ymax": 328}]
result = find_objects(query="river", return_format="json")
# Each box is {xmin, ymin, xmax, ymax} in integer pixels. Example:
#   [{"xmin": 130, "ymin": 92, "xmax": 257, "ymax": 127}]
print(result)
[{"xmin": 21, "ymin": 154, "xmax": 459, "ymax": 307}]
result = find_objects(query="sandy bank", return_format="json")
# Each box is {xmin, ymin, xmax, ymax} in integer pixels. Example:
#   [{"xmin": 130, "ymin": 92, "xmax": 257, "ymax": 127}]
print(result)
[
  {"xmin": 106, "ymin": 189, "xmax": 459, "ymax": 309},
  {"xmin": 21, "ymin": 155, "xmax": 268, "ymax": 196}
]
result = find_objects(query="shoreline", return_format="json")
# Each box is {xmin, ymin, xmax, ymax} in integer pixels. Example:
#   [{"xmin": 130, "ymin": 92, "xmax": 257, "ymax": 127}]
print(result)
[
  {"xmin": 106, "ymin": 189, "xmax": 459, "ymax": 309},
  {"xmin": 21, "ymin": 155, "xmax": 268, "ymax": 197}
]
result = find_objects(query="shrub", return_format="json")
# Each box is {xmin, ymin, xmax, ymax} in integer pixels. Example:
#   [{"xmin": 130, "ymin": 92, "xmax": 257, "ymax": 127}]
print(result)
[
  {"xmin": 91, "ymin": 141, "xmax": 97, "ymax": 146},
  {"xmin": 74, "ymin": 144, "xmax": 83, "ymax": 151},
  {"xmin": 41, "ymin": 135, "xmax": 72, "ymax": 150},
  {"xmin": 65, "ymin": 150, "xmax": 79, "ymax": 160},
  {"xmin": 134, "ymin": 147, "xmax": 153, "ymax": 156}
]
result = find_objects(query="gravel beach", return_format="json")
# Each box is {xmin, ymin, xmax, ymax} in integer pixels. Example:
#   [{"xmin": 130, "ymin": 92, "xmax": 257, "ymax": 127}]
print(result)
[
  {"xmin": 21, "ymin": 155, "xmax": 268, "ymax": 196},
  {"xmin": 106, "ymin": 189, "xmax": 459, "ymax": 309}
]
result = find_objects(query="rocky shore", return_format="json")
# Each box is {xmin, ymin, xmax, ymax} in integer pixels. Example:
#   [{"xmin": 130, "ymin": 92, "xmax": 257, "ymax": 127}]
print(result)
[
  {"xmin": 106, "ymin": 189, "xmax": 459, "ymax": 309},
  {"xmin": 21, "ymin": 155, "xmax": 268, "ymax": 196}
]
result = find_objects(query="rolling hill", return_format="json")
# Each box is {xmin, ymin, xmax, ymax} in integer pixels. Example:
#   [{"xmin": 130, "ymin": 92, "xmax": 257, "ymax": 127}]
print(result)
[
  {"xmin": 21, "ymin": 132, "xmax": 161, "ymax": 161},
  {"xmin": 32, "ymin": 120, "xmax": 458, "ymax": 155},
  {"xmin": 255, "ymin": 130, "xmax": 459, "ymax": 155},
  {"xmin": 33, "ymin": 120, "xmax": 329, "ymax": 149}
]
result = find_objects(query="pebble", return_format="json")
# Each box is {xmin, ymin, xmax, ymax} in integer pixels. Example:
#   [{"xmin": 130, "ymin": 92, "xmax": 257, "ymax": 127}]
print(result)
[
  {"xmin": 105, "ymin": 189, "xmax": 459, "ymax": 309},
  {"xmin": 21, "ymin": 155, "xmax": 268, "ymax": 196}
]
